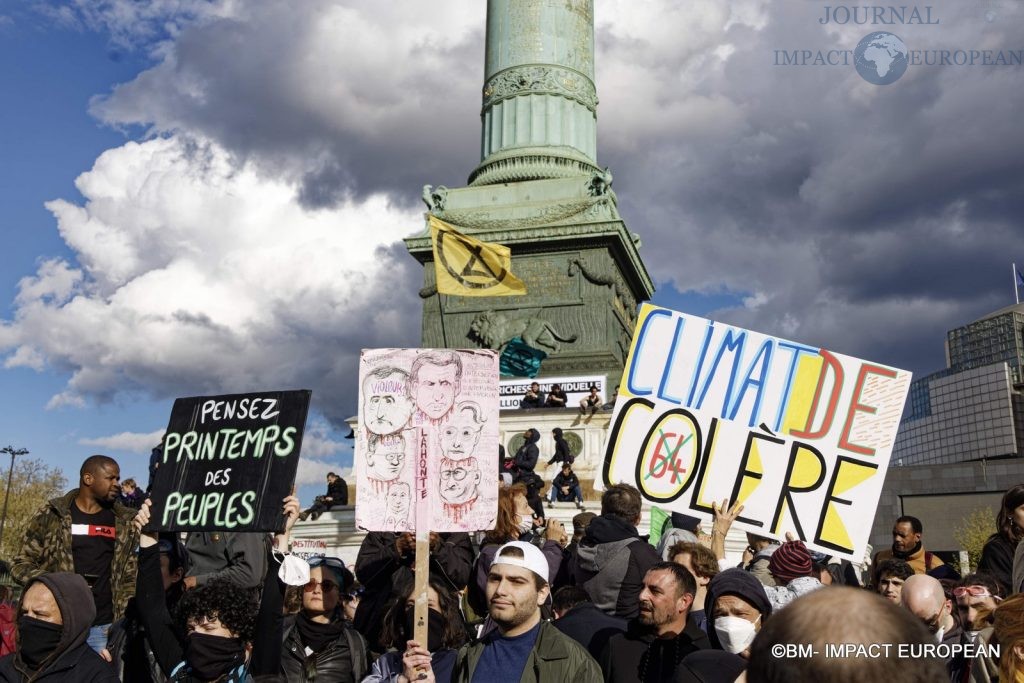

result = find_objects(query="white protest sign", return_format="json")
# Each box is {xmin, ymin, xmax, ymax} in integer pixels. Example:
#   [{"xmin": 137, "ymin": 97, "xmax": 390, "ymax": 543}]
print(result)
[
  {"xmin": 602, "ymin": 304, "xmax": 912, "ymax": 560},
  {"xmin": 355, "ymin": 348, "xmax": 500, "ymax": 532}
]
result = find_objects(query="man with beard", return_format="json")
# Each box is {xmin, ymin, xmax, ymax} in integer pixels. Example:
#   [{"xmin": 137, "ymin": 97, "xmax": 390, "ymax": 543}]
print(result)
[
  {"xmin": 872, "ymin": 516, "xmax": 945, "ymax": 579},
  {"xmin": 439, "ymin": 457, "xmax": 481, "ymax": 525},
  {"xmin": 599, "ymin": 562, "xmax": 709, "ymax": 682},
  {"xmin": 411, "ymin": 351, "xmax": 462, "ymax": 425},
  {"xmin": 453, "ymin": 541, "xmax": 600, "ymax": 682},
  {"xmin": 12, "ymin": 455, "xmax": 139, "ymax": 657},
  {"xmin": 362, "ymin": 366, "xmax": 415, "ymax": 436}
]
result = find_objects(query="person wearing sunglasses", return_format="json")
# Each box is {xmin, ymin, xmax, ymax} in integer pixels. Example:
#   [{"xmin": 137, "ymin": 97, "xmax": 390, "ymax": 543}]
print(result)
[
  {"xmin": 281, "ymin": 556, "xmax": 368, "ymax": 682},
  {"xmin": 364, "ymin": 575, "xmax": 469, "ymax": 683},
  {"xmin": 953, "ymin": 574, "xmax": 1003, "ymax": 640}
]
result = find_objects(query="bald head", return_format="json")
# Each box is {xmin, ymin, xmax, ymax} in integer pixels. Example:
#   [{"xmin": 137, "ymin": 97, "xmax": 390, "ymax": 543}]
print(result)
[
  {"xmin": 900, "ymin": 575, "xmax": 944, "ymax": 614},
  {"xmin": 900, "ymin": 574, "xmax": 953, "ymax": 636}
]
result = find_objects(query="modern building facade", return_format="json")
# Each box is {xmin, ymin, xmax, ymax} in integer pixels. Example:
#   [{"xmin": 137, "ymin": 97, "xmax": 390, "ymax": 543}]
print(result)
[{"xmin": 893, "ymin": 304, "xmax": 1024, "ymax": 466}]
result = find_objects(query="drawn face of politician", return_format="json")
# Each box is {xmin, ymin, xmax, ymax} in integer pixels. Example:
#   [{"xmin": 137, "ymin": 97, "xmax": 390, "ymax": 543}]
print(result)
[
  {"xmin": 363, "ymin": 369, "xmax": 414, "ymax": 435},
  {"xmin": 413, "ymin": 362, "xmax": 460, "ymax": 421},
  {"xmin": 367, "ymin": 435, "xmax": 405, "ymax": 481},
  {"xmin": 386, "ymin": 482, "xmax": 411, "ymax": 519},
  {"xmin": 440, "ymin": 460, "xmax": 480, "ymax": 505},
  {"xmin": 439, "ymin": 405, "xmax": 484, "ymax": 459}
]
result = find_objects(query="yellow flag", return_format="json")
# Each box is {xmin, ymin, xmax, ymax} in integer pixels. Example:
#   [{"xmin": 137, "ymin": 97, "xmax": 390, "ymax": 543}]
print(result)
[{"xmin": 429, "ymin": 216, "xmax": 526, "ymax": 296}]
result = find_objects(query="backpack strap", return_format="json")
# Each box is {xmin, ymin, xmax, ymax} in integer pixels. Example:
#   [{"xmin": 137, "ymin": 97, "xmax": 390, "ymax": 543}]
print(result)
[{"xmin": 925, "ymin": 551, "xmax": 935, "ymax": 571}]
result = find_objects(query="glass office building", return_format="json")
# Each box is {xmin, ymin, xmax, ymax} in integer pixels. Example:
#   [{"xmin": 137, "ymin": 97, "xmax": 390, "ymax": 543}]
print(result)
[{"xmin": 893, "ymin": 304, "xmax": 1024, "ymax": 466}]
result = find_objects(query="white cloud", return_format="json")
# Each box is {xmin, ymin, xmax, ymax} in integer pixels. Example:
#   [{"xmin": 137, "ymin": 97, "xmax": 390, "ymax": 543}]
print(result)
[
  {"xmin": 80, "ymin": 428, "xmax": 165, "ymax": 453},
  {"xmin": 295, "ymin": 459, "xmax": 348, "ymax": 488},
  {"xmin": 5, "ymin": 0, "xmax": 1024, "ymax": 412},
  {"xmin": 1, "ymin": 134, "xmax": 421, "ymax": 421}
]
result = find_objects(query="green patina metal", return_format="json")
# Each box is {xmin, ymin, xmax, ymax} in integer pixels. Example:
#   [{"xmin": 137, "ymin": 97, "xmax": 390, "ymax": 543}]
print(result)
[{"xmin": 405, "ymin": 0, "xmax": 654, "ymax": 385}]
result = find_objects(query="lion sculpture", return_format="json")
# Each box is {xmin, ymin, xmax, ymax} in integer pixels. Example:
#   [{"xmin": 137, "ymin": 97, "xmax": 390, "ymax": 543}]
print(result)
[{"xmin": 469, "ymin": 311, "xmax": 578, "ymax": 354}]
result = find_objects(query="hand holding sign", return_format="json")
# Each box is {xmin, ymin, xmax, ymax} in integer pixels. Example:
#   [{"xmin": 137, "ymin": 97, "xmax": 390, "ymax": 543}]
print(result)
[{"xmin": 148, "ymin": 390, "xmax": 311, "ymax": 533}]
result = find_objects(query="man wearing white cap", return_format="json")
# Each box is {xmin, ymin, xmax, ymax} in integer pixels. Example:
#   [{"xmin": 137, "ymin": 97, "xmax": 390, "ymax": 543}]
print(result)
[{"xmin": 453, "ymin": 541, "xmax": 601, "ymax": 682}]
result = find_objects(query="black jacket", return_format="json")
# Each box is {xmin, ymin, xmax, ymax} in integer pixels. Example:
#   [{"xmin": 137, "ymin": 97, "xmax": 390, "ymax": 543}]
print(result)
[
  {"xmin": 280, "ymin": 615, "xmax": 368, "ymax": 683},
  {"xmin": 136, "ymin": 542, "xmax": 285, "ymax": 681},
  {"xmin": 514, "ymin": 429, "xmax": 540, "ymax": 476},
  {"xmin": 327, "ymin": 478, "xmax": 348, "ymax": 506},
  {"xmin": 979, "ymin": 534, "xmax": 1014, "ymax": 595},
  {"xmin": 554, "ymin": 602, "xmax": 627, "ymax": 661},
  {"xmin": 572, "ymin": 515, "xmax": 660, "ymax": 619},
  {"xmin": 599, "ymin": 617, "xmax": 710, "ymax": 683},
  {"xmin": 547, "ymin": 429, "xmax": 573, "ymax": 466},
  {"xmin": 520, "ymin": 390, "xmax": 545, "ymax": 409},
  {"xmin": 353, "ymin": 532, "xmax": 473, "ymax": 652},
  {"xmin": 551, "ymin": 472, "xmax": 580, "ymax": 502},
  {"xmin": 0, "ymin": 572, "xmax": 117, "ymax": 682}
]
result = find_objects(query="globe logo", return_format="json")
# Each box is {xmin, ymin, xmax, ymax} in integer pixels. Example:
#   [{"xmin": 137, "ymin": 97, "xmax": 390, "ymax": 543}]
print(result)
[{"xmin": 854, "ymin": 32, "xmax": 909, "ymax": 85}]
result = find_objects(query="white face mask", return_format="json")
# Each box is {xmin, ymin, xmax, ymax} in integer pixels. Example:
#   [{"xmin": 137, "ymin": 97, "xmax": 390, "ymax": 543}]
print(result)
[
  {"xmin": 714, "ymin": 615, "xmax": 760, "ymax": 655},
  {"xmin": 935, "ymin": 626, "xmax": 945, "ymax": 644},
  {"xmin": 517, "ymin": 515, "xmax": 533, "ymax": 535}
]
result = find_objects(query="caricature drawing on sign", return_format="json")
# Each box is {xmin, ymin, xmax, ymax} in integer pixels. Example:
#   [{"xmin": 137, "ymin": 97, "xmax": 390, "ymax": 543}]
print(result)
[
  {"xmin": 411, "ymin": 351, "xmax": 462, "ymax": 425},
  {"xmin": 362, "ymin": 366, "xmax": 414, "ymax": 436},
  {"xmin": 438, "ymin": 401, "xmax": 485, "ymax": 460},
  {"xmin": 384, "ymin": 482, "xmax": 411, "ymax": 530},
  {"xmin": 366, "ymin": 433, "xmax": 406, "ymax": 494},
  {"xmin": 439, "ymin": 456, "xmax": 481, "ymax": 524}
]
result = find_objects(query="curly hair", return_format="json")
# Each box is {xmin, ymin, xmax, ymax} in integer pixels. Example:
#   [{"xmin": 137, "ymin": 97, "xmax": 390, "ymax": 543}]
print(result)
[{"xmin": 174, "ymin": 578, "xmax": 258, "ymax": 642}]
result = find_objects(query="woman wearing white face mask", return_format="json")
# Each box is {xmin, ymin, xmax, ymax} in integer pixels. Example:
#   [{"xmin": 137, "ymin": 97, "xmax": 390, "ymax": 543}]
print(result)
[
  {"xmin": 705, "ymin": 569, "xmax": 773, "ymax": 659},
  {"xmin": 466, "ymin": 484, "xmax": 565, "ymax": 619}
]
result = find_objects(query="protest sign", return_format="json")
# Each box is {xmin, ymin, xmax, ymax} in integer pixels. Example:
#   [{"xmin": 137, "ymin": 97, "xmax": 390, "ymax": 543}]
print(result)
[
  {"xmin": 292, "ymin": 539, "xmax": 328, "ymax": 560},
  {"xmin": 148, "ymin": 390, "xmax": 311, "ymax": 532},
  {"xmin": 499, "ymin": 375, "xmax": 606, "ymax": 410},
  {"xmin": 602, "ymin": 304, "xmax": 911, "ymax": 560},
  {"xmin": 355, "ymin": 348, "xmax": 499, "ymax": 533}
]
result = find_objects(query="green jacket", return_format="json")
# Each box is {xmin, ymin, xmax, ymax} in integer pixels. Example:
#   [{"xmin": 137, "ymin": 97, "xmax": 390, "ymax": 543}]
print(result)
[
  {"xmin": 453, "ymin": 620, "xmax": 602, "ymax": 683},
  {"xmin": 11, "ymin": 489, "xmax": 139, "ymax": 621}
]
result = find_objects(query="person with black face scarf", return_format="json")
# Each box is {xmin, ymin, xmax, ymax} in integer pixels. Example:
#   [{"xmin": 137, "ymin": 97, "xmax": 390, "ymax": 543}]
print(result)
[
  {"xmin": 281, "ymin": 556, "xmax": 369, "ymax": 682},
  {"xmin": 0, "ymin": 571, "xmax": 116, "ymax": 681},
  {"xmin": 106, "ymin": 534, "xmax": 189, "ymax": 682},
  {"xmin": 132, "ymin": 495, "xmax": 299, "ymax": 682},
  {"xmin": 364, "ymin": 575, "xmax": 468, "ymax": 683}
]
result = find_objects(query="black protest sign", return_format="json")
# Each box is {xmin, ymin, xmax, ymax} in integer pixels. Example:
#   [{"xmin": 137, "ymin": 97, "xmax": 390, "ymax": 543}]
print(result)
[{"xmin": 148, "ymin": 390, "xmax": 311, "ymax": 532}]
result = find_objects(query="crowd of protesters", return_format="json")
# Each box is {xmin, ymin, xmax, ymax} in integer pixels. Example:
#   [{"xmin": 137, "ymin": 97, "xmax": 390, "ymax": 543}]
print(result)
[{"xmin": 3, "ymin": 453, "xmax": 1024, "ymax": 681}]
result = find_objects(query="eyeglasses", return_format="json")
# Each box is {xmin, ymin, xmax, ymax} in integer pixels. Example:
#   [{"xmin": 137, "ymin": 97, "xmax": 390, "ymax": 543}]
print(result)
[
  {"xmin": 441, "ymin": 468, "xmax": 469, "ymax": 481},
  {"xmin": 304, "ymin": 578, "xmax": 339, "ymax": 593},
  {"xmin": 953, "ymin": 586, "xmax": 1002, "ymax": 600}
]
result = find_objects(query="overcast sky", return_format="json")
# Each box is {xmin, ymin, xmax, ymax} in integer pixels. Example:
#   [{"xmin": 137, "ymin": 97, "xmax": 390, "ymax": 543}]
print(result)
[{"xmin": 1, "ymin": 0, "xmax": 1021, "ymax": 496}]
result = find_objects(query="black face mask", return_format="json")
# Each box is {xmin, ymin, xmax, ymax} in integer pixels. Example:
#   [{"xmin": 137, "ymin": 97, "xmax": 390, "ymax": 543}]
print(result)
[
  {"xmin": 403, "ymin": 606, "xmax": 447, "ymax": 652},
  {"xmin": 185, "ymin": 633, "xmax": 245, "ymax": 680},
  {"xmin": 18, "ymin": 616, "xmax": 63, "ymax": 669}
]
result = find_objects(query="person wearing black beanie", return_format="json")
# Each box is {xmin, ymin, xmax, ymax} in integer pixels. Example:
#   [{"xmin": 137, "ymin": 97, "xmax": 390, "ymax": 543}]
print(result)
[{"xmin": 704, "ymin": 569, "xmax": 772, "ymax": 658}]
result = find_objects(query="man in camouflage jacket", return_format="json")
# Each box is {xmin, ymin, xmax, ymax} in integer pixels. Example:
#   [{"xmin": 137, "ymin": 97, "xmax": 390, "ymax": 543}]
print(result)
[{"xmin": 11, "ymin": 458, "xmax": 140, "ymax": 623}]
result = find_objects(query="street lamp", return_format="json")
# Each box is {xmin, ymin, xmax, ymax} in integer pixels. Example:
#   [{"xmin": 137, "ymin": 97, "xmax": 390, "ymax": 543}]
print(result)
[{"xmin": 0, "ymin": 446, "xmax": 28, "ymax": 549}]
